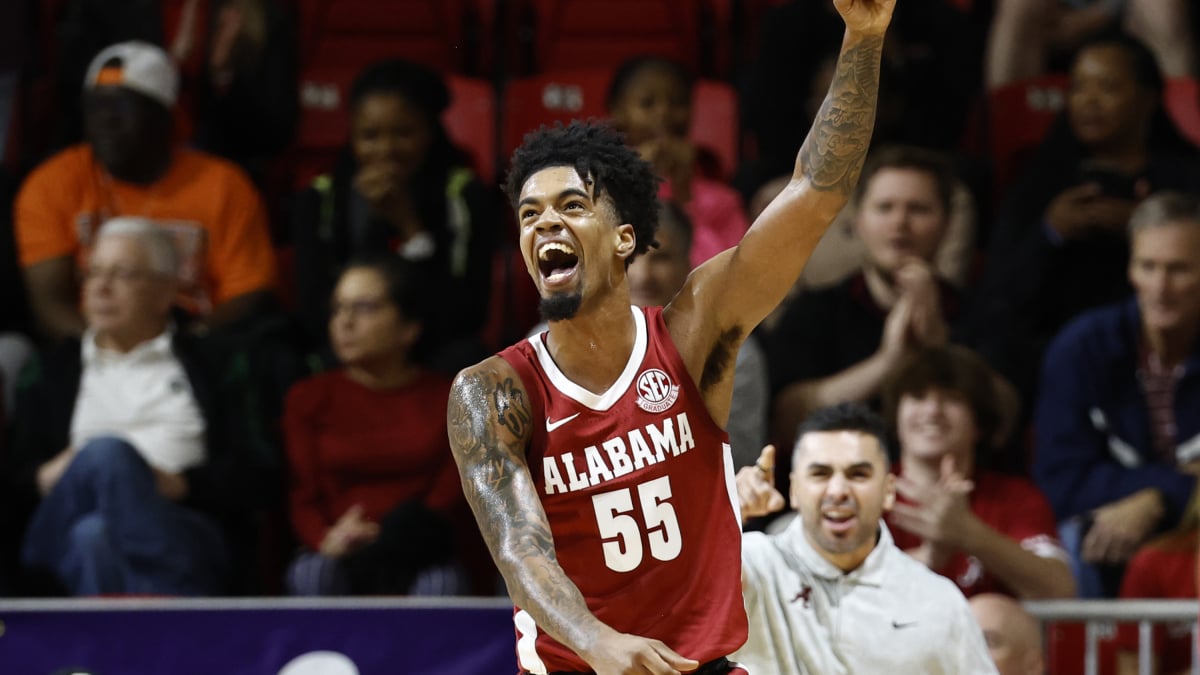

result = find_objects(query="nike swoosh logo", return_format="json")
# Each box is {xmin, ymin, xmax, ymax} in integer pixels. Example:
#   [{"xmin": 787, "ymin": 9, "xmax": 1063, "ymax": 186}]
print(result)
[
  {"xmin": 892, "ymin": 620, "xmax": 918, "ymax": 629},
  {"xmin": 545, "ymin": 413, "xmax": 581, "ymax": 432}
]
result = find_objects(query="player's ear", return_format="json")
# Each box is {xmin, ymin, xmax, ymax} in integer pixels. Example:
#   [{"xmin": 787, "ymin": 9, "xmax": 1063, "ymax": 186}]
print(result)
[{"xmin": 614, "ymin": 223, "xmax": 636, "ymax": 260}]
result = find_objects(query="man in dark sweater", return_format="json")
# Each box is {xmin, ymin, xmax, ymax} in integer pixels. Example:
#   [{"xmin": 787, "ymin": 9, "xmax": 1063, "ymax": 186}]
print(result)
[{"xmin": 1034, "ymin": 191, "xmax": 1200, "ymax": 597}]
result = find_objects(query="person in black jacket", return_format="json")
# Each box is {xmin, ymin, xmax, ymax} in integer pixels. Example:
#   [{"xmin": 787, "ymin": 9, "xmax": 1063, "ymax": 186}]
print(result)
[
  {"xmin": 4, "ymin": 216, "xmax": 278, "ymax": 596},
  {"xmin": 290, "ymin": 58, "xmax": 498, "ymax": 373}
]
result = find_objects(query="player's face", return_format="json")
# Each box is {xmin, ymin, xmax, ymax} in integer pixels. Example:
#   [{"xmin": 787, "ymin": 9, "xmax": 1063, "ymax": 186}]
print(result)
[
  {"xmin": 1068, "ymin": 45, "xmax": 1151, "ymax": 150},
  {"xmin": 517, "ymin": 166, "xmax": 635, "ymax": 318},
  {"xmin": 627, "ymin": 223, "xmax": 689, "ymax": 308},
  {"xmin": 854, "ymin": 168, "xmax": 947, "ymax": 274},
  {"xmin": 1129, "ymin": 221, "xmax": 1200, "ymax": 336},
  {"xmin": 790, "ymin": 431, "xmax": 895, "ymax": 572},
  {"xmin": 609, "ymin": 66, "xmax": 692, "ymax": 146},
  {"xmin": 83, "ymin": 235, "xmax": 174, "ymax": 340},
  {"xmin": 329, "ymin": 267, "xmax": 419, "ymax": 368},
  {"xmin": 896, "ymin": 386, "xmax": 980, "ymax": 464},
  {"xmin": 351, "ymin": 93, "xmax": 433, "ymax": 184}
]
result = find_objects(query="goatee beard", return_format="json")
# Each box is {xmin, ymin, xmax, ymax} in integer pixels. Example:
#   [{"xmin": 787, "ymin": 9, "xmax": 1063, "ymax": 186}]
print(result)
[{"xmin": 540, "ymin": 292, "xmax": 583, "ymax": 322}]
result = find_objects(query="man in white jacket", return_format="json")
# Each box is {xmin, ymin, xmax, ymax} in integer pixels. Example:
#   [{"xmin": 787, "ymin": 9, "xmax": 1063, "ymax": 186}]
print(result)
[{"xmin": 733, "ymin": 402, "xmax": 997, "ymax": 674}]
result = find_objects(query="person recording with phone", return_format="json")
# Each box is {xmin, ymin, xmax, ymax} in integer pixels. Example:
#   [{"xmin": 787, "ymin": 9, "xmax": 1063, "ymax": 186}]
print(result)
[{"xmin": 969, "ymin": 31, "xmax": 1200, "ymax": 413}]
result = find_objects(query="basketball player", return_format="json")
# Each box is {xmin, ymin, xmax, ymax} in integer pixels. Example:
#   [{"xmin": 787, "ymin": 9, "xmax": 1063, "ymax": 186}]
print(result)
[{"xmin": 446, "ymin": 2, "xmax": 896, "ymax": 673}]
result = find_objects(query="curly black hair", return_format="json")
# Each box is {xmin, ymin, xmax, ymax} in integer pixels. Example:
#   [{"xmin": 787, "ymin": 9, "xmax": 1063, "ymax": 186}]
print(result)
[{"xmin": 504, "ymin": 120, "xmax": 661, "ymax": 261}]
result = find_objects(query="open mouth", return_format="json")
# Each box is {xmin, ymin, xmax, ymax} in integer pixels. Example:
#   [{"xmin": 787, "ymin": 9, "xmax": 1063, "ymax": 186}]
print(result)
[
  {"xmin": 537, "ymin": 242, "xmax": 580, "ymax": 286},
  {"xmin": 822, "ymin": 511, "xmax": 857, "ymax": 534}
]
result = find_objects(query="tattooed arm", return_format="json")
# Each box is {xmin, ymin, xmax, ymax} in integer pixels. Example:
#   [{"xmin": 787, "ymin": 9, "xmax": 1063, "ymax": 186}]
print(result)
[
  {"xmin": 667, "ymin": 0, "xmax": 895, "ymax": 367},
  {"xmin": 447, "ymin": 357, "xmax": 699, "ymax": 675}
]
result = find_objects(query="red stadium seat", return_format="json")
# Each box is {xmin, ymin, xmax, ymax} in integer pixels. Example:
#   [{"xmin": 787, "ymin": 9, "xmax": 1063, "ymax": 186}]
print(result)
[
  {"xmin": 520, "ymin": 0, "xmax": 702, "ymax": 74},
  {"xmin": 691, "ymin": 79, "xmax": 739, "ymax": 181},
  {"xmin": 294, "ymin": 68, "xmax": 497, "ymax": 188},
  {"xmin": 442, "ymin": 76, "xmax": 498, "ymax": 183},
  {"xmin": 500, "ymin": 69, "xmax": 739, "ymax": 180},
  {"xmin": 500, "ymin": 69, "xmax": 611, "ymax": 163},
  {"xmin": 294, "ymin": 0, "xmax": 476, "ymax": 73},
  {"xmin": 986, "ymin": 74, "xmax": 1069, "ymax": 195},
  {"xmin": 1164, "ymin": 77, "xmax": 1200, "ymax": 148}
]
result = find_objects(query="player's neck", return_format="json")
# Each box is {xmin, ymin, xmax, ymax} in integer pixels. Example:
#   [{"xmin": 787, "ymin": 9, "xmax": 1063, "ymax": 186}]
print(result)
[{"xmin": 545, "ymin": 295, "xmax": 637, "ymax": 395}]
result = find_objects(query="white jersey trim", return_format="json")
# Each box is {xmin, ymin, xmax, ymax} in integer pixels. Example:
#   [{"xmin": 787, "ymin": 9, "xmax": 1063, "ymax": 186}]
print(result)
[
  {"xmin": 514, "ymin": 609, "xmax": 547, "ymax": 674},
  {"xmin": 527, "ymin": 306, "xmax": 647, "ymax": 412},
  {"xmin": 721, "ymin": 442, "xmax": 741, "ymax": 527}
]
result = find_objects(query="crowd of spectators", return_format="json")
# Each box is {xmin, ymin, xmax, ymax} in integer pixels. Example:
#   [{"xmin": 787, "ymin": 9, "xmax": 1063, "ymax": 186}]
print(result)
[{"xmin": 1, "ymin": 1, "xmax": 1198, "ymax": 670}]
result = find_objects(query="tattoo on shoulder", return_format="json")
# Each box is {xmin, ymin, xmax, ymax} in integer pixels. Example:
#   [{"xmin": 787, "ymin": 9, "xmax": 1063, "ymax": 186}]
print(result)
[
  {"xmin": 447, "ymin": 369, "xmax": 526, "ymax": 498},
  {"xmin": 801, "ymin": 35, "xmax": 884, "ymax": 195},
  {"xmin": 494, "ymin": 378, "xmax": 531, "ymax": 438},
  {"xmin": 447, "ymin": 371, "xmax": 488, "ymax": 459}
]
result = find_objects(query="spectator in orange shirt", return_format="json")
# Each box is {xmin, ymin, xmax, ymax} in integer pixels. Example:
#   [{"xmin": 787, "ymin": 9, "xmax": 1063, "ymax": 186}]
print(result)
[{"xmin": 15, "ymin": 41, "xmax": 277, "ymax": 341}]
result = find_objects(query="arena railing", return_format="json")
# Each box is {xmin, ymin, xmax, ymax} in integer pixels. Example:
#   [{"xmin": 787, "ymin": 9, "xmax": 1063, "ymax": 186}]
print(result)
[{"xmin": 1024, "ymin": 599, "xmax": 1199, "ymax": 675}]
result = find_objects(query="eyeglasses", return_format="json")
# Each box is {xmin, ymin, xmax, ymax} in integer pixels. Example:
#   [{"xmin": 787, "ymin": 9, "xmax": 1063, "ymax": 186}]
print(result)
[
  {"xmin": 83, "ymin": 266, "xmax": 158, "ymax": 283},
  {"xmin": 329, "ymin": 298, "xmax": 392, "ymax": 318}
]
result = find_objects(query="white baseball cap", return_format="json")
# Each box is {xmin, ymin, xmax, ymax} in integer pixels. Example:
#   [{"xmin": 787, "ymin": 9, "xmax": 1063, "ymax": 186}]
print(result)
[{"xmin": 84, "ymin": 41, "xmax": 179, "ymax": 109}]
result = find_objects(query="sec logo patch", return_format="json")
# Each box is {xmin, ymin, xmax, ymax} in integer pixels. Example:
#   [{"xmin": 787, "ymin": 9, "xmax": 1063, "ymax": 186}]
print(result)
[{"xmin": 635, "ymin": 368, "xmax": 679, "ymax": 413}]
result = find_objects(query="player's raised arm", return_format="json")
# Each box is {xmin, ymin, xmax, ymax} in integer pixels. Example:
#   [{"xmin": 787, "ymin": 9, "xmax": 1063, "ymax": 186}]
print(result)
[
  {"xmin": 681, "ymin": 0, "xmax": 895, "ymax": 334},
  {"xmin": 447, "ymin": 357, "xmax": 699, "ymax": 675}
]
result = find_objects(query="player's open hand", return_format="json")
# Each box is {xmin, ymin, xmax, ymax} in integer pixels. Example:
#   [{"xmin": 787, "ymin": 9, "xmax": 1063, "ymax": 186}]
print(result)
[
  {"xmin": 736, "ymin": 445, "xmax": 787, "ymax": 522},
  {"xmin": 832, "ymin": 0, "xmax": 896, "ymax": 37},
  {"xmin": 585, "ymin": 630, "xmax": 700, "ymax": 675}
]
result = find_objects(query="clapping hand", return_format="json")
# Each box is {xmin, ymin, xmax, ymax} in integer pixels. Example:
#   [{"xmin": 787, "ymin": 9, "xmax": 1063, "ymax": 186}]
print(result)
[
  {"xmin": 890, "ymin": 454, "xmax": 977, "ymax": 550},
  {"xmin": 894, "ymin": 259, "xmax": 947, "ymax": 348}
]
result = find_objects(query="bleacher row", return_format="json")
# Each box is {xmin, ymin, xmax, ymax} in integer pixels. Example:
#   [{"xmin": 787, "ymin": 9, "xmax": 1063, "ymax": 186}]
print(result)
[
  {"xmin": 286, "ymin": 0, "xmax": 1200, "ymax": 194},
  {"xmin": 12, "ymin": 0, "xmax": 1200, "ymax": 202},
  {"xmin": 294, "ymin": 67, "xmax": 738, "ymax": 188}
]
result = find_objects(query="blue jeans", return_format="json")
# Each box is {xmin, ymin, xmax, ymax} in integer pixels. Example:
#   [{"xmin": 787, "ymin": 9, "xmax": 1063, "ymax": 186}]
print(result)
[
  {"xmin": 21, "ymin": 437, "xmax": 230, "ymax": 596},
  {"xmin": 1058, "ymin": 516, "xmax": 1126, "ymax": 598}
]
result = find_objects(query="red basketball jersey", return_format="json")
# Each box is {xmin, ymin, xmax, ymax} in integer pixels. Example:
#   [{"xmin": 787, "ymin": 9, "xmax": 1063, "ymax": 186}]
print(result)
[{"xmin": 498, "ymin": 306, "xmax": 748, "ymax": 673}]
